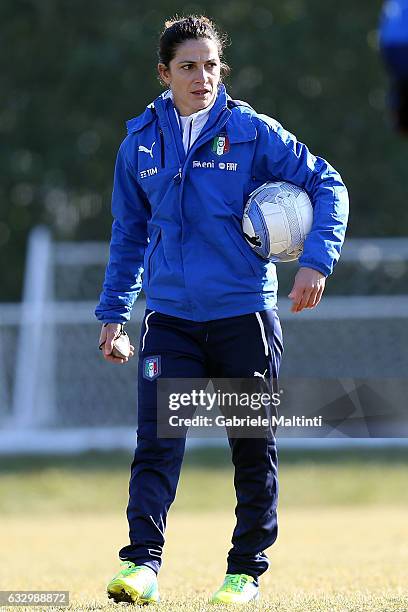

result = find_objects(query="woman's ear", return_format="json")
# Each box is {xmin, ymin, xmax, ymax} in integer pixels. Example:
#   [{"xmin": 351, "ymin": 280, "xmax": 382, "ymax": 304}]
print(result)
[{"xmin": 157, "ymin": 63, "xmax": 171, "ymax": 86}]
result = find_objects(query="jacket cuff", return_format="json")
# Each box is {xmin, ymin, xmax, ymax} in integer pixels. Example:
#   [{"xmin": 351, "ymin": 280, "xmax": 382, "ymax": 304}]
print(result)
[
  {"xmin": 94, "ymin": 306, "xmax": 132, "ymax": 324},
  {"xmin": 297, "ymin": 258, "xmax": 330, "ymax": 277}
]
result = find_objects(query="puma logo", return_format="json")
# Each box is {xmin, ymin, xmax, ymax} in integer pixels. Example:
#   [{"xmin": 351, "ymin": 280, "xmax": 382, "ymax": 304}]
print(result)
[
  {"xmin": 138, "ymin": 142, "xmax": 156, "ymax": 158},
  {"xmin": 254, "ymin": 369, "xmax": 267, "ymax": 379},
  {"xmin": 243, "ymin": 232, "xmax": 262, "ymax": 247}
]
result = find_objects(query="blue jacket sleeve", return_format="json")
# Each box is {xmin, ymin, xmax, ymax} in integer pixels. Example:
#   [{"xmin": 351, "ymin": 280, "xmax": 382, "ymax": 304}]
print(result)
[
  {"xmin": 95, "ymin": 137, "xmax": 150, "ymax": 323},
  {"xmin": 252, "ymin": 114, "xmax": 349, "ymax": 277},
  {"xmin": 379, "ymin": 0, "xmax": 408, "ymax": 47}
]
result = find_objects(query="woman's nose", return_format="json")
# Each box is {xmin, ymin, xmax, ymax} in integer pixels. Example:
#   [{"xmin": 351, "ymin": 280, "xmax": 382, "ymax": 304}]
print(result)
[{"xmin": 194, "ymin": 66, "xmax": 206, "ymax": 83}]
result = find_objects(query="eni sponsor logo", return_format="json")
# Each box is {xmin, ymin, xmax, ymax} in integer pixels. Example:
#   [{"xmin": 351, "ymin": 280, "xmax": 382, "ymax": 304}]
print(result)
[
  {"xmin": 192, "ymin": 160, "xmax": 214, "ymax": 169},
  {"xmin": 140, "ymin": 167, "xmax": 158, "ymax": 179},
  {"xmin": 192, "ymin": 160, "xmax": 238, "ymax": 171}
]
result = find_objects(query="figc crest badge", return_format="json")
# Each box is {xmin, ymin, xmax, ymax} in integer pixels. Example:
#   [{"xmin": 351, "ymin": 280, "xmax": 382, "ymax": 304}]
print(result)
[
  {"xmin": 143, "ymin": 356, "xmax": 161, "ymax": 380},
  {"xmin": 212, "ymin": 134, "xmax": 230, "ymax": 156}
]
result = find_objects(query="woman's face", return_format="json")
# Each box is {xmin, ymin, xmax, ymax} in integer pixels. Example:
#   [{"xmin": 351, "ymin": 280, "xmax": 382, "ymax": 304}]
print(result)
[{"xmin": 158, "ymin": 38, "xmax": 221, "ymax": 116}]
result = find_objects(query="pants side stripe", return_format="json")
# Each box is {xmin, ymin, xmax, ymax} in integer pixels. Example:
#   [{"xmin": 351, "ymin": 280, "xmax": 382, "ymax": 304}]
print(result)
[
  {"xmin": 255, "ymin": 311, "xmax": 269, "ymax": 357},
  {"xmin": 141, "ymin": 310, "xmax": 156, "ymax": 352}
]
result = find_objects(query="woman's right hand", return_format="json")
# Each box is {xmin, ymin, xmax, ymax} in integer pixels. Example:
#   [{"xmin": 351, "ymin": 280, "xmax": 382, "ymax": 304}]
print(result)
[{"xmin": 98, "ymin": 323, "xmax": 135, "ymax": 364}]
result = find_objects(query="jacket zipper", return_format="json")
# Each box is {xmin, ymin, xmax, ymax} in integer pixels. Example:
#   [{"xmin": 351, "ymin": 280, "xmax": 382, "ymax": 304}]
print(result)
[
  {"xmin": 182, "ymin": 109, "xmax": 231, "ymax": 180},
  {"xmin": 187, "ymin": 120, "xmax": 193, "ymax": 151},
  {"xmin": 171, "ymin": 110, "xmax": 230, "ymax": 184},
  {"xmin": 159, "ymin": 128, "xmax": 165, "ymax": 168},
  {"xmin": 164, "ymin": 119, "xmax": 183, "ymax": 184},
  {"xmin": 165, "ymin": 106, "xmax": 231, "ymax": 311},
  {"xmin": 179, "ymin": 109, "xmax": 230, "ymax": 242}
]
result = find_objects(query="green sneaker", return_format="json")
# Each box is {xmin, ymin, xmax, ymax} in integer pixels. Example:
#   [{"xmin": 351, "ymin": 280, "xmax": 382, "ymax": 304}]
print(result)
[
  {"xmin": 210, "ymin": 573, "xmax": 259, "ymax": 604},
  {"xmin": 107, "ymin": 561, "xmax": 160, "ymax": 604}
]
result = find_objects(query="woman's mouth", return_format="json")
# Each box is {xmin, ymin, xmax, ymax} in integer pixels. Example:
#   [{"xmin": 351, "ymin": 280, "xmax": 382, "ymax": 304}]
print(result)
[{"xmin": 192, "ymin": 90, "xmax": 210, "ymax": 97}]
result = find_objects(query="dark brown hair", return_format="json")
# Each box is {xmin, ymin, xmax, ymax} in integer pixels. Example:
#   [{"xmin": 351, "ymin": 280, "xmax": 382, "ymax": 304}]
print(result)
[{"xmin": 157, "ymin": 15, "xmax": 230, "ymax": 83}]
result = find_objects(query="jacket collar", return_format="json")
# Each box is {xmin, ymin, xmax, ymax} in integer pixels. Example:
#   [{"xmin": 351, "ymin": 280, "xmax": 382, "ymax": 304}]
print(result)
[
  {"xmin": 126, "ymin": 83, "xmax": 256, "ymax": 144},
  {"xmin": 126, "ymin": 105, "xmax": 156, "ymax": 134},
  {"xmin": 125, "ymin": 85, "xmax": 227, "ymax": 135},
  {"xmin": 154, "ymin": 83, "xmax": 229, "ymax": 129},
  {"xmin": 173, "ymin": 90, "xmax": 218, "ymax": 130}
]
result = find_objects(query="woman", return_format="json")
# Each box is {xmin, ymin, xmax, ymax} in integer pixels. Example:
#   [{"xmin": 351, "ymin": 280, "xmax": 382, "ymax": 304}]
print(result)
[
  {"xmin": 379, "ymin": 0, "xmax": 408, "ymax": 135},
  {"xmin": 96, "ymin": 15, "xmax": 349, "ymax": 605}
]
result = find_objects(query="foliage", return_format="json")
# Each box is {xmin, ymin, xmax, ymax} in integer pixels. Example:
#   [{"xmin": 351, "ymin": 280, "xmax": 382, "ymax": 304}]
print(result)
[{"xmin": 1, "ymin": 0, "xmax": 405, "ymax": 300}]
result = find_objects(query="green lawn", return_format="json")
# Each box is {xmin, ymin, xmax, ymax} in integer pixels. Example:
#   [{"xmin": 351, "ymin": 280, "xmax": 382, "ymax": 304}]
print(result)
[
  {"xmin": 0, "ymin": 447, "xmax": 407, "ymax": 514},
  {"xmin": 0, "ymin": 508, "xmax": 407, "ymax": 611},
  {"xmin": 0, "ymin": 448, "xmax": 407, "ymax": 610}
]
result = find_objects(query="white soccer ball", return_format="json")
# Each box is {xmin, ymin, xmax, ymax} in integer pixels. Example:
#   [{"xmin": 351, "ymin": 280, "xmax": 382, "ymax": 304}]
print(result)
[{"xmin": 242, "ymin": 181, "xmax": 313, "ymax": 262}]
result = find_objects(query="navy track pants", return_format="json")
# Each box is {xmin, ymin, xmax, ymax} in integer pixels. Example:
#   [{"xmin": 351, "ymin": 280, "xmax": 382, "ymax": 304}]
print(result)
[{"xmin": 119, "ymin": 308, "xmax": 283, "ymax": 581}]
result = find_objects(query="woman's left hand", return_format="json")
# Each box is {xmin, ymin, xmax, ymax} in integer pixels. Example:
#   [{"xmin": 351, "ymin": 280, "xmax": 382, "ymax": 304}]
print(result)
[{"xmin": 288, "ymin": 267, "xmax": 326, "ymax": 313}]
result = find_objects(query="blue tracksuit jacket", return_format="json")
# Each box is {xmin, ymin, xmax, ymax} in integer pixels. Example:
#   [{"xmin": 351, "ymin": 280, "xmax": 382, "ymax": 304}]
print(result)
[
  {"xmin": 379, "ymin": 0, "xmax": 408, "ymax": 77},
  {"xmin": 95, "ymin": 84, "xmax": 349, "ymax": 323},
  {"xmin": 380, "ymin": 0, "xmax": 408, "ymax": 46}
]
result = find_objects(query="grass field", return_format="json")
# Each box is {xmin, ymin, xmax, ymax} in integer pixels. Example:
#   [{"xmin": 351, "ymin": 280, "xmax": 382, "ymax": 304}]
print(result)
[{"xmin": 0, "ymin": 448, "xmax": 407, "ymax": 611}]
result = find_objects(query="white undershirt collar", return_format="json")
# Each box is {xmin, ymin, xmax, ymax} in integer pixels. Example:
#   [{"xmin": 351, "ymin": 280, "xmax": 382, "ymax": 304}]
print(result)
[{"xmin": 165, "ymin": 89, "xmax": 218, "ymax": 153}]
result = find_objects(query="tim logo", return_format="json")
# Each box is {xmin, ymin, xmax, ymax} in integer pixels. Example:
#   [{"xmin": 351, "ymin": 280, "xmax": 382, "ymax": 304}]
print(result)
[
  {"xmin": 143, "ymin": 356, "xmax": 161, "ymax": 380},
  {"xmin": 140, "ymin": 167, "xmax": 158, "ymax": 179}
]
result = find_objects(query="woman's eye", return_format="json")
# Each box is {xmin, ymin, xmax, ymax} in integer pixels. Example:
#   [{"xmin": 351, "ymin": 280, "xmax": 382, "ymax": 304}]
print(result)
[{"xmin": 181, "ymin": 63, "xmax": 217, "ymax": 70}]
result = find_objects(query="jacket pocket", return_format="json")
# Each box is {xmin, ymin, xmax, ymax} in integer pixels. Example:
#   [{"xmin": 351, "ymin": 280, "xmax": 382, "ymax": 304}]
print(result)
[
  {"xmin": 224, "ymin": 224, "xmax": 261, "ymax": 277},
  {"xmin": 146, "ymin": 229, "xmax": 161, "ymax": 286}
]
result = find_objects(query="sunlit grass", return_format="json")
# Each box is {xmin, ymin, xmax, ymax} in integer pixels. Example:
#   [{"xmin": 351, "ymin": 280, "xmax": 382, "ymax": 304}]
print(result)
[{"xmin": 0, "ymin": 508, "xmax": 407, "ymax": 611}]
